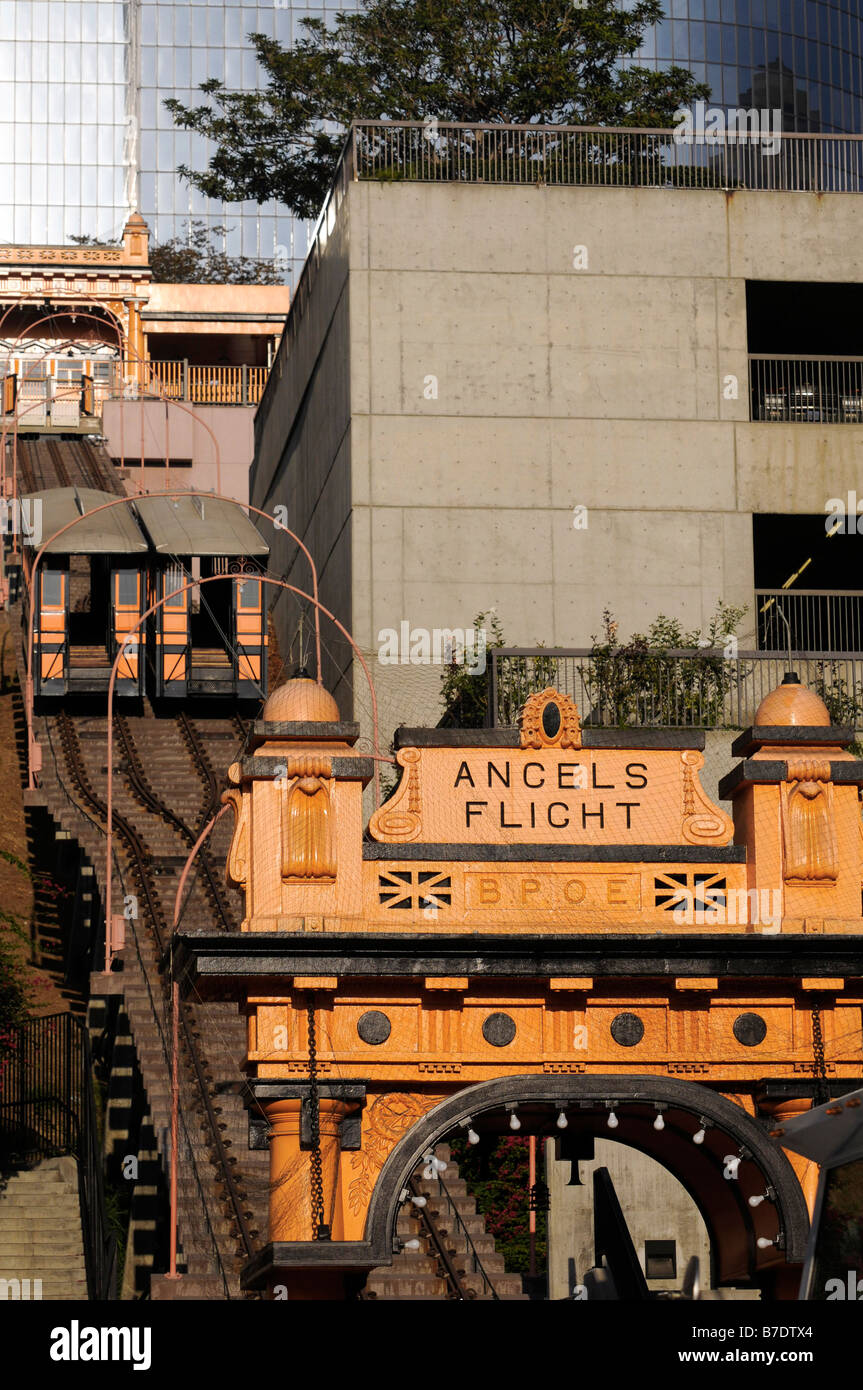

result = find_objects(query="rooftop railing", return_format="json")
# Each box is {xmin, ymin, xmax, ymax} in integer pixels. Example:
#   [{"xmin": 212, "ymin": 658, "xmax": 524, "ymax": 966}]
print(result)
[
  {"xmin": 255, "ymin": 118, "xmax": 863, "ymax": 441},
  {"xmin": 352, "ymin": 121, "xmax": 863, "ymax": 194},
  {"xmin": 487, "ymin": 646, "xmax": 863, "ymax": 730}
]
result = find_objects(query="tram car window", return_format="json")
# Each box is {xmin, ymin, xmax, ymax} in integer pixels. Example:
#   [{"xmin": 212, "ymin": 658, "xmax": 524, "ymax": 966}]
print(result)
[{"xmin": 39, "ymin": 567, "xmax": 67, "ymax": 689}]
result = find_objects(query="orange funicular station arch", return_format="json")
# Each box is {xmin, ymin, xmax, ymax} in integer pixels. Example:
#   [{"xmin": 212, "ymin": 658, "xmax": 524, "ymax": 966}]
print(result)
[{"xmin": 174, "ymin": 674, "xmax": 863, "ymax": 1300}]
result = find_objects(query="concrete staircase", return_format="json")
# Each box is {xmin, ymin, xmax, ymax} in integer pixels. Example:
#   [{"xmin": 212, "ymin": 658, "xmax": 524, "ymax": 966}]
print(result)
[
  {"xmin": 0, "ymin": 1156, "xmax": 88, "ymax": 1300},
  {"xmin": 364, "ymin": 1146, "xmax": 527, "ymax": 1300}
]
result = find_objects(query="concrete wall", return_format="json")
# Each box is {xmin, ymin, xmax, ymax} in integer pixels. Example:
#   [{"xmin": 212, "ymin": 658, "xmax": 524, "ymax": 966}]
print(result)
[
  {"xmin": 546, "ymin": 1138, "xmax": 714, "ymax": 1299},
  {"xmin": 252, "ymin": 197, "xmax": 354, "ymax": 707},
  {"xmin": 253, "ymin": 179, "xmax": 863, "ymax": 737}
]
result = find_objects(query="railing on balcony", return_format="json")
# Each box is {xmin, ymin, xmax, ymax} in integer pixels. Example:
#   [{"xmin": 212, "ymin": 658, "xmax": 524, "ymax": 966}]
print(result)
[
  {"xmin": 2, "ymin": 359, "xmax": 267, "ymax": 430},
  {"xmin": 352, "ymin": 122, "xmax": 863, "ymax": 194},
  {"xmin": 749, "ymin": 356, "xmax": 863, "ymax": 423},
  {"xmin": 143, "ymin": 361, "xmax": 268, "ymax": 406},
  {"xmin": 756, "ymin": 590, "xmax": 863, "ymax": 654},
  {"xmin": 487, "ymin": 647, "xmax": 863, "ymax": 730}
]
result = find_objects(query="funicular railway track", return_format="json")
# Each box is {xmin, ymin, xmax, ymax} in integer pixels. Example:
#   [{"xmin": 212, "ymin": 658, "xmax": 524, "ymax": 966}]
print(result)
[
  {"xmin": 15, "ymin": 438, "xmax": 123, "ymax": 495},
  {"xmin": 47, "ymin": 707, "xmax": 264, "ymax": 1294},
  {"xmin": 112, "ymin": 711, "xmax": 236, "ymax": 934},
  {"xmin": 5, "ymin": 431, "xmax": 275, "ymax": 1294}
]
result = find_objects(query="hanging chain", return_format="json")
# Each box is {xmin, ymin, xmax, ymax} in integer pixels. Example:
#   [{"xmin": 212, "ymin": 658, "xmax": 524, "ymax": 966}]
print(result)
[
  {"xmin": 306, "ymin": 992, "xmax": 330, "ymax": 1240},
  {"xmin": 811, "ymin": 999, "xmax": 829, "ymax": 1106}
]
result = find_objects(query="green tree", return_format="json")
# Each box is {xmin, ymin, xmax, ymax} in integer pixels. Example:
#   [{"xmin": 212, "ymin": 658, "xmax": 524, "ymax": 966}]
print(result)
[
  {"xmin": 450, "ymin": 1135, "xmax": 547, "ymax": 1278},
  {"xmin": 71, "ymin": 225, "xmax": 281, "ymax": 285},
  {"xmin": 148, "ymin": 221, "xmax": 283, "ymax": 285},
  {"xmin": 165, "ymin": 0, "xmax": 709, "ymax": 219}
]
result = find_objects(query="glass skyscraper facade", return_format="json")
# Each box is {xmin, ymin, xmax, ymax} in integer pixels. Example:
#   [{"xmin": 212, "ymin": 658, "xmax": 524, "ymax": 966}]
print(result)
[
  {"xmin": 634, "ymin": 0, "xmax": 863, "ymax": 133},
  {"xmin": 0, "ymin": 1, "xmax": 130, "ymax": 246},
  {"xmin": 0, "ymin": 0, "xmax": 860, "ymax": 278},
  {"xmin": 0, "ymin": 0, "xmax": 353, "ymax": 281},
  {"xmin": 138, "ymin": 1, "xmax": 354, "ymax": 278}
]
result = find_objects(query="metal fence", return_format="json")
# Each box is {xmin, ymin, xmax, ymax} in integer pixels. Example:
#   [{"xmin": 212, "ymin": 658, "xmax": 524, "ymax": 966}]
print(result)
[
  {"xmin": 756, "ymin": 591, "xmax": 863, "ymax": 654},
  {"xmin": 0, "ymin": 1013, "xmax": 117, "ymax": 1299},
  {"xmin": 487, "ymin": 648, "xmax": 863, "ymax": 729},
  {"xmin": 352, "ymin": 122, "xmax": 863, "ymax": 194},
  {"xmin": 749, "ymin": 356, "xmax": 863, "ymax": 423}
]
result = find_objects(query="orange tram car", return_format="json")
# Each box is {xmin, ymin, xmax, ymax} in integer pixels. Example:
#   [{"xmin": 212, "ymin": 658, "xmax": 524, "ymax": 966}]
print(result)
[{"xmin": 20, "ymin": 487, "xmax": 269, "ymax": 701}]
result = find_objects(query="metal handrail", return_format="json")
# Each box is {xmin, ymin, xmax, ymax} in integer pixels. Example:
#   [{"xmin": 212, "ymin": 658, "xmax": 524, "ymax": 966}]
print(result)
[
  {"xmin": 431, "ymin": 1170, "xmax": 500, "ymax": 1300},
  {"xmin": 0, "ymin": 1014, "xmax": 117, "ymax": 1300},
  {"xmin": 407, "ymin": 1175, "xmax": 474, "ymax": 1300},
  {"xmin": 748, "ymin": 353, "xmax": 863, "ymax": 363},
  {"xmin": 487, "ymin": 645, "xmax": 863, "ymax": 729},
  {"xmin": 351, "ymin": 120, "xmax": 863, "ymax": 195},
  {"xmin": 356, "ymin": 118, "xmax": 863, "ymax": 141}
]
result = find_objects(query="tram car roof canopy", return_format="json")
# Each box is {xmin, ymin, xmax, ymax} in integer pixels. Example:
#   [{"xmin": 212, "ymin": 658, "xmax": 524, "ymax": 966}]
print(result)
[
  {"xmin": 133, "ymin": 493, "xmax": 269, "ymax": 557},
  {"xmin": 773, "ymin": 1087, "xmax": 863, "ymax": 1166},
  {"xmin": 23, "ymin": 487, "xmax": 149, "ymax": 554}
]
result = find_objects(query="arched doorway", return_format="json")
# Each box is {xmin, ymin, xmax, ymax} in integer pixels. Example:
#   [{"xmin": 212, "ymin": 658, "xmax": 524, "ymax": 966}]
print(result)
[{"xmin": 366, "ymin": 1076, "xmax": 810, "ymax": 1298}]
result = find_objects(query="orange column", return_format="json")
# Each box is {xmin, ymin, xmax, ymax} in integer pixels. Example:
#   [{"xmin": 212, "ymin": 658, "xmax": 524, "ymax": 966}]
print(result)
[
  {"xmin": 126, "ymin": 298, "xmax": 146, "ymax": 383},
  {"xmin": 763, "ymin": 1097, "xmax": 820, "ymax": 1217},
  {"xmin": 265, "ymin": 1097, "xmax": 350, "ymax": 1243}
]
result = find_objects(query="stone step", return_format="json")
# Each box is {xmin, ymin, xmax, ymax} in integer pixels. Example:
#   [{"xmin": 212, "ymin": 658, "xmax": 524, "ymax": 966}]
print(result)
[
  {"xmin": 0, "ymin": 1217, "xmax": 87, "ymax": 1231},
  {"xmin": 0, "ymin": 1245, "xmax": 85, "ymax": 1256},
  {"xmin": 0, "ymin": 1257, "xmax": 87, "ymax": 1272},
  {"xmin": 363, "ymin": 1276, "xmax": 448, "ymax": 1298}
]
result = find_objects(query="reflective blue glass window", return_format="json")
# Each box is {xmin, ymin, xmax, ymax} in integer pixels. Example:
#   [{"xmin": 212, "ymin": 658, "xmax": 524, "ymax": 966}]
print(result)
[
  {"xmin": 792, "ymin": 0, "xmax": 806, "ymax": 34},
  {"xmin": 706, "ymin": 20, "xmax": 722, "ymax": 60}
]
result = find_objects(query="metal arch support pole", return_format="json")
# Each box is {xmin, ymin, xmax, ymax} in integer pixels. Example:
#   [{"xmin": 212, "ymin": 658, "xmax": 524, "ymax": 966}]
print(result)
[
  {"xmin": 104, "ymin": 570, "xmax": 383, "ymax": 970},
  {"xmin": 167, "ymin": 978, "xmax": 181, "ymax": 1281},
  {"xmin": 165, "ymin": 804, "xmax": 229, "ymax": 1281},
  {"xmin": 172, "ymin": 806, "xmax": 229, "ymax": 932}
]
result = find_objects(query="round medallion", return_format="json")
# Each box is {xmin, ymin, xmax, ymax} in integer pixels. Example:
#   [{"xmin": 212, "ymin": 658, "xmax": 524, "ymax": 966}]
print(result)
[
  {"xmin": 610, "ymin": 1012, "xmax": 645, "ymax": 1047},
  {"xmin": 733, "ymin": 1012, "xmax": 767, "ymax": 1047},
  {"xmin": 482, "ymin": 1012, "xmax": 516, "ymax": 1047},
  {"xmin": 357, "ymin": 1010, "xmax": 391, "ymax": 1045},
  {"xmin": 542, "ymin": 701, "xmax": 562, "ymax": 739}
]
